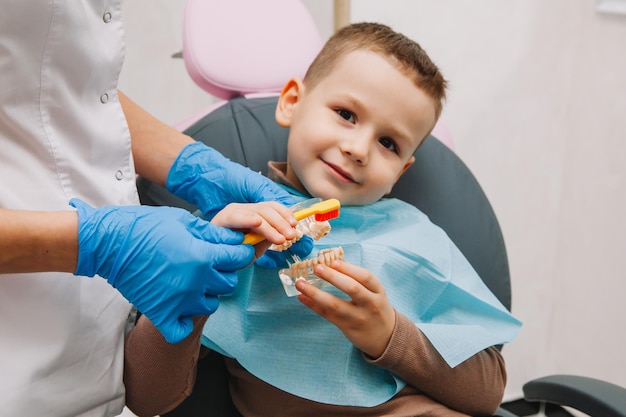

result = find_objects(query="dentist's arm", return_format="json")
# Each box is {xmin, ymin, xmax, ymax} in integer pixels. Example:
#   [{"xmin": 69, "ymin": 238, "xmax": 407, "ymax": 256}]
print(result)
[
  {"xmin": 0, "ymin": 208, "xmax": 78, "ymax": 273},
  {"xmin": 0, "ymin": 90, "xmax": 202, "ymax": 275},
  {"xmin": 118, "ymin": 91, "xmax": 301, "ymax": 219},
  {"xmin": 118, "ymin": 91, "xmax": 193, "ymax": 186},
  {"xmin": 0, "ymin": 194, "xmax": 253, "ymax": 347},
  {"xmin": 0, "ymin": 93, "xmax": 198, "ymax": 274}
]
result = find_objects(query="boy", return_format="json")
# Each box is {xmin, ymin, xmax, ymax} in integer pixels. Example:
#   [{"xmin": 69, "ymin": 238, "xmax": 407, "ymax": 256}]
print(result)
[{"xmin": 130, "ymin": 23, "xmax": 521, "ymax": 417}]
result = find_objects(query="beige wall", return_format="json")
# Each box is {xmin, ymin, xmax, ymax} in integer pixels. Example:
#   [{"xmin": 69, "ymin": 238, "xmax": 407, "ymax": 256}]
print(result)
[{"xmin": 119, "ymin": 0, "xmax": 626, "ymax": 404}]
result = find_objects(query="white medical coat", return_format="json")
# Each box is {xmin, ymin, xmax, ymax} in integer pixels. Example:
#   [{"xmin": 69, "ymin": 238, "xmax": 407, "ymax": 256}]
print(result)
[{"xmin": 0, "ymin": 1, "xmax": 139, "ymax": 415}]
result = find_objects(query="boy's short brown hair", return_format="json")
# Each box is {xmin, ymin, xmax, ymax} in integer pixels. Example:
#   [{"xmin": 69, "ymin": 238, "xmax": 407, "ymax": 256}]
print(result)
[{"xmin": 304, "ymin": 22, "xmax": 447, "ymax": 118}]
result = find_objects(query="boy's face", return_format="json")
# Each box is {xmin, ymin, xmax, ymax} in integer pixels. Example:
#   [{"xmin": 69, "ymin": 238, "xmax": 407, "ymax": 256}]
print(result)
[{"xmin": 276, "ymin": 50, "xmax": 437, "ymax": 205}]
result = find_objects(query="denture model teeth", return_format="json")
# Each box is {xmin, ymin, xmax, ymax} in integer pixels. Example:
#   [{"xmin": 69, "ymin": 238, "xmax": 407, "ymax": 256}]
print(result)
[
  {"xmin": 269, "ymin": 218, "xmax": 331, "ymax": 252},
  {"xmin": 279, "ymin": 247, "xmax": 344, "ymax": 284}
]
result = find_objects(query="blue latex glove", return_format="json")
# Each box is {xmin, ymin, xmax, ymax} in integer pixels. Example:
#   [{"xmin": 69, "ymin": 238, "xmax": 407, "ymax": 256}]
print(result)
[
  {"xmin": 70, "ymin": 198, "xmax": 253, "ymax": 344},
  {"xmin": 254, "ymin": 235, "xmax": 315, "ymax": 269},
  {"xmin": 166, "ymin": 142, "xmax": 294, "ymax": 219}
]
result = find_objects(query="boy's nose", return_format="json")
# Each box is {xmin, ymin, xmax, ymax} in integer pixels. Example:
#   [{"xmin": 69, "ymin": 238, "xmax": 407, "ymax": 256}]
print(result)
[{"xmin": 340, "ymin": 136, "xmax": 370, "ymax": 165}]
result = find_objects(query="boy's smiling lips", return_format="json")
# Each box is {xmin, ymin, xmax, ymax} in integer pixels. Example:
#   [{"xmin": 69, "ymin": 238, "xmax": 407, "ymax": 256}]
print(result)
[{"xmin": 322, "ymin": 159, "xmax": 359, "ymax": 184}]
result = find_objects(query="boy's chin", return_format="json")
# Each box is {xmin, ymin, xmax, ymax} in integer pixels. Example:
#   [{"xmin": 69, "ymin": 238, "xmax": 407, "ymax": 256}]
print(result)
[
  {"xmin": 330, "ymin": 193, "xmax": 384, "ymax": 207},
  {"xmin": 303, "ymin": 182, "xmax": 385, "ymax": 206}
]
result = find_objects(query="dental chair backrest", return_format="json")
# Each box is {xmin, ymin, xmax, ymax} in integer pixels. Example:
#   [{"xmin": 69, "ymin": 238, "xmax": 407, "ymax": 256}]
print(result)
[
  {"xmin": 139, "ymin": 96, "xmax": 511, "ymax": 311},
  {"xmin": 138, "ymin": 95, "xmax": 511, "ymax": 416}
]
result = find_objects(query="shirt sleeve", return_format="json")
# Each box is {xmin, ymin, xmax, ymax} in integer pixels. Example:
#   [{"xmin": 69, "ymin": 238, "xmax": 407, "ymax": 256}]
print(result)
[
  {"xmin": 364, "ymin": 311, "xmax": 507, "ymax": 416},
  {"xmin": 123, "ymin": 315, "xmax": 208, "ymax": 417}
]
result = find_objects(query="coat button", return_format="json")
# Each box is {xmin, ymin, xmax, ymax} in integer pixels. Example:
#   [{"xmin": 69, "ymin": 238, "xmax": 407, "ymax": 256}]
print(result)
[
  {"xmin": 100, "ymin": 93, "xmax": 109, "ymax": 104},
  {"xmin": 115, "ymin": 170, "xmax": 124, "ymax": 180},
  {"xmin": 103, "ymin": 12, "xmax": 112, "ymax": 23}
]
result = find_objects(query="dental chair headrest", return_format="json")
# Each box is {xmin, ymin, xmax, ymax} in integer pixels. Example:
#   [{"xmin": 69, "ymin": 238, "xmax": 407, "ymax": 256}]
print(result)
[{"xmin": 183, "ymin": 0, "xmax": 323, "ymax": 99}]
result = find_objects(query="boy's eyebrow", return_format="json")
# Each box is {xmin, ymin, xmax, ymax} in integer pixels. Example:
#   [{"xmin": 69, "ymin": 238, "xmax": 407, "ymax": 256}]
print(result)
[{"xmin": 336, "ymin": 93, "xmax": 363, "ymax": 110}]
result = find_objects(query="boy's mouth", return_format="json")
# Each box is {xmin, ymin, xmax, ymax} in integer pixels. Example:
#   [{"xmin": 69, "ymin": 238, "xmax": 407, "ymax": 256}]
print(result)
[{"xmin": 323, "ymin": 160, "xmax": 358, "ymax": 184}]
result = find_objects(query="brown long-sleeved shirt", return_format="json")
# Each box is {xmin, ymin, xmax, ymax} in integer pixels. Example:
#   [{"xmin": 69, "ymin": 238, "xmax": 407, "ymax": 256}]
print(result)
[{"xmin": 124, "ymin": 311, "xmax": 506, "ymax": 417}]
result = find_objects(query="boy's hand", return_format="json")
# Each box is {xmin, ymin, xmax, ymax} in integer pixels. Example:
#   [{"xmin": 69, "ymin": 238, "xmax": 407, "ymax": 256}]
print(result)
[
  {"xmin": 210, "ymin": 202, "xmax": 299, "ymax": 260},
  {"xmin": 295, "ymin": 260, "xmax": 397, "ymax": 359}
]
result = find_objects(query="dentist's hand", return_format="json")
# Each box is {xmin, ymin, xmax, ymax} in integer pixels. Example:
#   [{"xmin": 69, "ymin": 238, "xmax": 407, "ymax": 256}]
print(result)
[
  {"xmin": 70, "ymin": 198, "xmax": 253, "ymax": 344},
  {"xmin": 166, "ymin": 142, "xmax": 294, "ymax": 219}
]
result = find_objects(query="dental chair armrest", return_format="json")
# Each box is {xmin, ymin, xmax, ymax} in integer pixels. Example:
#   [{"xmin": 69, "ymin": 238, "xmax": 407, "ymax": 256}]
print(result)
[
  {"xmin": 492, "ymin": 406, "xmax": 520, "ymax": 417},
  {"xmin": 522, "ymin": 374, "xmax": 626, "ymax": 417}
]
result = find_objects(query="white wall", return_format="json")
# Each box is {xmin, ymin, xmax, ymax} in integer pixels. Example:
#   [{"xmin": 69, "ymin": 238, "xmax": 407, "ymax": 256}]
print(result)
[{"xmin": 119, "ymin": 0, "xmax": 626, "ymax": 405}]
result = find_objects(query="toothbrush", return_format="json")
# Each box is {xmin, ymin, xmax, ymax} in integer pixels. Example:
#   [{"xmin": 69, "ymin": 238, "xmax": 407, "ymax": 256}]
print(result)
[{"xmin": 243, "ymin": 198, "xmax": 340, "ymax": 246}]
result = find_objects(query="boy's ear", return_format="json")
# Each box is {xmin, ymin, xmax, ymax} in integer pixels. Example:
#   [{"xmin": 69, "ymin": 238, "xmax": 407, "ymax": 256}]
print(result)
[
  {"xmin": 275, "ymin": 77, "xmax": 304, "ymax": 127},
  {"xmin": 386, "ymin": 156, "xmax": 415, "ymax": 195}
]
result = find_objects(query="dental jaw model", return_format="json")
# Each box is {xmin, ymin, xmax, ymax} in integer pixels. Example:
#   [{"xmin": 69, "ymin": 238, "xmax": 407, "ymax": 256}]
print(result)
[
  {"xmin": 244, "ymin": 198, "xmax": 342, "ymax": 296},
  {"xmin": 279, "ymin": 246, "xmax": 344, "ymax": 297}
]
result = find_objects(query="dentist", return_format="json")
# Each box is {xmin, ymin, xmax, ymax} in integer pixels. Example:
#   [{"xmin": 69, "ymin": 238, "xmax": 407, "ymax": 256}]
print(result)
[{"xmin": 0, "ymin": 1, "xmax": 307, "ymax": 416}]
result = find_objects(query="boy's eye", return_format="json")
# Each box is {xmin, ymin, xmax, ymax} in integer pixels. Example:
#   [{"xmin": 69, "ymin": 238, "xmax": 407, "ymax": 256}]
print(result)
[
  {"xmin": 336, "ymin": 109, "xmax": 355, "ymax": 123},
  {"xmin": 379, "ymin": 136, "xmax": 398, "ymax": 153}
]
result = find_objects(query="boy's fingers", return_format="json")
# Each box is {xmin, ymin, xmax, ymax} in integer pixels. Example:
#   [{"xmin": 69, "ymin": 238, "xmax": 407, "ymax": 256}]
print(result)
[{"xmin": 318, "ymin": 260, "xmax": 384, "ymax": 295}]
